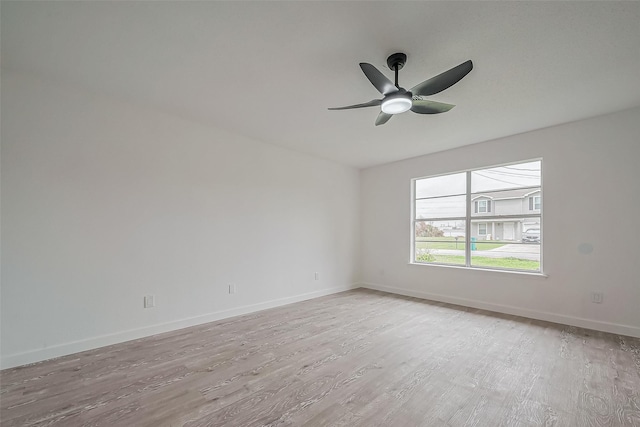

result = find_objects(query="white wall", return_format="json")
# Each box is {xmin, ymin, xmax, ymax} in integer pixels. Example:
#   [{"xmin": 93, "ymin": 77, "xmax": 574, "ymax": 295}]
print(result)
[
  {"xmin": 3, "ymin": 70, "xmax": 638, "ymax": 371},
  {"xmin": 360, "ymin": 107, "xmax": 640, "ymax": 338},
  {"xmin": 0, "ymin": 73, "xmax": 360, "ymax": 368}
]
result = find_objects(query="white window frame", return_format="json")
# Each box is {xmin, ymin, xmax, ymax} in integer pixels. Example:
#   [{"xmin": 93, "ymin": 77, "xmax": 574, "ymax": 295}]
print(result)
[
  {"xmin": 411, "ymin": 159, "xmax": 543, "ymax": 274},
  {"xmin": 478, "ymin": 200, "xmax": 488, "ymax": 213}
]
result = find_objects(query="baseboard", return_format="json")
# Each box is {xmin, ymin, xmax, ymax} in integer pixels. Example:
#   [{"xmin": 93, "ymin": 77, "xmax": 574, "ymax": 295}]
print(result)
[
  {"xmin": 1, "ymin": 284, "xmax": 357, "ymax": 370},
  {"xmin": 359, "ymin": 282, "xmax": 640, "ymax": 339}
]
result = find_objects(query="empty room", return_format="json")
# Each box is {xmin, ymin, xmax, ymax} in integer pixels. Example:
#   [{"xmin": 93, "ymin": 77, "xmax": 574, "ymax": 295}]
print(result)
[{"xmin": 1, "ymin": 2, "xmax": 640, "ymax": 426}]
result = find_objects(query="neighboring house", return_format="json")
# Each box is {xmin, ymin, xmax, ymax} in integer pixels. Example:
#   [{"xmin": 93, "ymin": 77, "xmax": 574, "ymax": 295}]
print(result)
[{"xmin": 471, "ymin": 188, "xmax": 541, "ymax": 241}]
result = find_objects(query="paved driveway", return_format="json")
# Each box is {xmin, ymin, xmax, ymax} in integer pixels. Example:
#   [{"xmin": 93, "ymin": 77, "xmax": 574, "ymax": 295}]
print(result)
[{"xmin": 490, "ymin": 243, "xmax": 540, "ymax": 254}]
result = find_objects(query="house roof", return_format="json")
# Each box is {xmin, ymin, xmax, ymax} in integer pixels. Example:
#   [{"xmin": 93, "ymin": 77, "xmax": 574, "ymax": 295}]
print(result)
[
  {"xmin": 2, "ymin": 2, "xmax": 640, "ymax": 168},
  {"xmin": 472, "ymin": 188, "xmax": 540, "ymax": 201}
]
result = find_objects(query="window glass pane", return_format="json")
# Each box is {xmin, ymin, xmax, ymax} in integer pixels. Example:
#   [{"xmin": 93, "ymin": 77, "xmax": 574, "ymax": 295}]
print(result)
[
  {"xmin": 416, "ymin": 195, "xmax": 465, "ymax": 219},
  {"xmin": 416, "ymin": 172, "xmax": 466, "ymax": 199},
  {"xmin": 415, "ymin": 221, "xmax": 466, "ymax": 265},
  {"xmin": 471, "ymin": 161, "xmax": 541, "ymax": 193},
  {"xmin": 412, "ymin": 160, "xmax": 542, "ymax": 274},
  {"xmin": 470, "ymin": 217, "xmax": 541, "ymax": 272}
]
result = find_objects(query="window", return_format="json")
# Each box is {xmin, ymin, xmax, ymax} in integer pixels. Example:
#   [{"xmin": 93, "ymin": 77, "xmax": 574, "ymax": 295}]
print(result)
[
  {"xmin": 529, "ymin": 195, "xmax": 541, "ymax": 210},
  {"xmin": 478, "ymin": 223, "xmax": 487, "ymax": 235},
  {"xmin": 477, "ymin": 200, "xmax": 490, "ymax": 213},
  {"xmin": 413, "ymin": 160, "xmax": 542, "ymax": 273}
]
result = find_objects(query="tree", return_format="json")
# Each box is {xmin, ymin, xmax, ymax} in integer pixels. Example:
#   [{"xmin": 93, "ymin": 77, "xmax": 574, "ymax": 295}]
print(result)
[{"xmin": 415, "ymin": 222, "xmax": 444, "ymax": 238}]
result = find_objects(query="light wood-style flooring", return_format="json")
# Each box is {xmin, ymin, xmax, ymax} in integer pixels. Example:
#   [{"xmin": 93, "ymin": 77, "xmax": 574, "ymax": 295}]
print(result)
[{"xmin": 1, "ymin": 289, "xmax": 639, "ymax": 426}]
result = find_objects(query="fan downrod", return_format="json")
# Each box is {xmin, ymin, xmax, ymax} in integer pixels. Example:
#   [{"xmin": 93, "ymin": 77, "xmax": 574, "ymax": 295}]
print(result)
[{"xmin": 386, "ymin": 52, "xmax": 407, "ymax": 71}]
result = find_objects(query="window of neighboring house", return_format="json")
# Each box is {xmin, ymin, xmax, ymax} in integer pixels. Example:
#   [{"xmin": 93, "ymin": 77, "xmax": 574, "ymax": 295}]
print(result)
[
  {"xmin": 529, "ymin": 195, "xmax": 541, "ymax": 210},
  {"xmin": 475, "ymin": 199, "xmax": 491, "ymax": 213},
  {"xmin": 413, "ymin": 159, "xmax": 542, "ymax": 273}
]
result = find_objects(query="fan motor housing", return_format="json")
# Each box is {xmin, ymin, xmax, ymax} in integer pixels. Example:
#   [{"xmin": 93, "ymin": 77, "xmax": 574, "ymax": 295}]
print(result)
[{"xmin": 387, "ymin": 52, "xmax": 407, "ymax": 71}]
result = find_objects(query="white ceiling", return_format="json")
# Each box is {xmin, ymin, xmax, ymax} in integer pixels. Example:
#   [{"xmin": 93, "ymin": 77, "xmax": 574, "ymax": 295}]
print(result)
[{"xmin": 3, "ymin": 1, "xmax": 640, "ymax": 168}]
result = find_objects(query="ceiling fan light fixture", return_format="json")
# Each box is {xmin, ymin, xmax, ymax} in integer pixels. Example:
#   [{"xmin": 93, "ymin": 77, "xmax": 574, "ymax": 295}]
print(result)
[
  {"xmin": 328, "ymin": 53, "xmax": 473, "ymax": 125},
  {"xmin": 381, "ymin": 95, "xmax": 412, "ymax": 115}
]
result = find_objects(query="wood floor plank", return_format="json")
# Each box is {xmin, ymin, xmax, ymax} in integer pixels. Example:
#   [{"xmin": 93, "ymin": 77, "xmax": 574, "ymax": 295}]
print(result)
[{"xmin": 1, "ymin": 289, "xmax": 639, "ymax": 426}]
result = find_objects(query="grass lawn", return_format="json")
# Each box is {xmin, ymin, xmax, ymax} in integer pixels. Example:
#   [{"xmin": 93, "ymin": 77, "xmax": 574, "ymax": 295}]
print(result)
[
  {"xmin": 415, "ymin": 237, "xmax": 506, "ymax": 251},
  {"xmin": 417, "ymin": 254, "xmax": 540, "ymax": 271}
]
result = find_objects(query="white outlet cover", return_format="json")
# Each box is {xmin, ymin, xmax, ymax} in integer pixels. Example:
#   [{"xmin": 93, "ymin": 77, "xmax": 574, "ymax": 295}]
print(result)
[
  {"xmin": 144, "ymin": 295, "xmax": 155, "ymax": 308},
  {"xmin": 591, "ymin": 292, "xmax": 603, "ymax": 304}
]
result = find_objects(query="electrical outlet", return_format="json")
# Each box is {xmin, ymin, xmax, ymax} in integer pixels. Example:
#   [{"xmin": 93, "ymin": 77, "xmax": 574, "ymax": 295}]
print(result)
[
  {"xmin": 144, "ymin": 295, "xmax": 155, "ymax": 308},
  {"xmin": 229, "ymin": 283, "xmax": 236, "ymax": 294},
  {"xmin": 591, "ymin": 292, "xmax": 603, "ymax": 304},
  {"xmin": 314, "ymin": 272, "xmax": 319, "ymax": 281}
]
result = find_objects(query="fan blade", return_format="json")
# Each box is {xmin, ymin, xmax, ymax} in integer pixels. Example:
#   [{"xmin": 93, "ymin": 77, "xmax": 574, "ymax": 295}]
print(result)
[
  {"xmin": 410, "ymin": 60, "xmax": 473, "ymax": 97},
  {"xmin": 375, "ymin": 111, "xmax": 393, "ymax": 126},
  {"xmin": 360, "ymin": 63, "xmax": 398, "ymax": 96},
  {"xmin": 328, "ymin": 99, "xmax": 382, "ymax": 110},
  {"xmin": 411, "ymin": 100, "xmax": 455, "ymax": 114}
]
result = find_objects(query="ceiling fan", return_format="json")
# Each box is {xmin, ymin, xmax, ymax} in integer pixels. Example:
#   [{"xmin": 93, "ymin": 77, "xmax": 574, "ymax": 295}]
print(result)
[{"xmin": 329, "ymin": 53, "xmax": 473, "ymax": 126}]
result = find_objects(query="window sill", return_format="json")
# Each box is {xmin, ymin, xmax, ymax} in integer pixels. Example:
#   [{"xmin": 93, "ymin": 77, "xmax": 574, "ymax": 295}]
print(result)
[{"xmin": 408, "ymin": 261, "xmax": 548, "ymax": 278}]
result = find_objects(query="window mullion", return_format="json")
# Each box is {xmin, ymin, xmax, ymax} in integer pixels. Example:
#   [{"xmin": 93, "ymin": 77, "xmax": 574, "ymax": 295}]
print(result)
[{"xmin": 465, "ymin": 171, "xmax": 471, "ymax": 267}]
